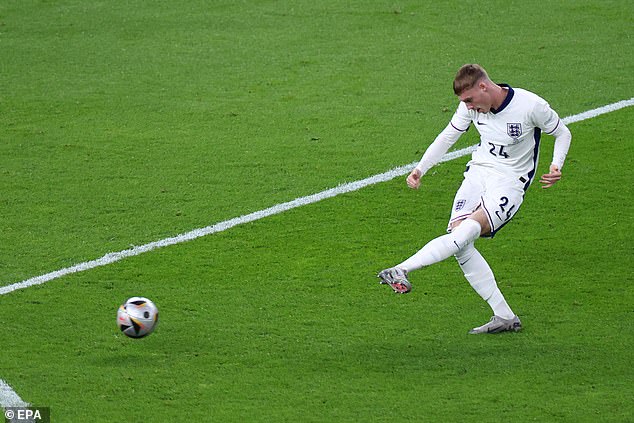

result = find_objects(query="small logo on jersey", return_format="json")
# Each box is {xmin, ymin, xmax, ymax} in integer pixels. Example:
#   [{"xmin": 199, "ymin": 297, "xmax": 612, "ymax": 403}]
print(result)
[
  {"xmin": 476, "ymin": 120, "xmax": 486, "ymax": 125},
  {"xmin": 507, "ymin": 123, "xmax": 522, "ymax": 138},
  {"xmin": 455, "ymin": 200, "xmax": 466, "ymax": 211}
]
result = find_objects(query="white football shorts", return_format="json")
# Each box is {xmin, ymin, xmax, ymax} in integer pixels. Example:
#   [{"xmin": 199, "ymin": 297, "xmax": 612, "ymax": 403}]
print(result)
[{"xmin": 448, "ymin": 165, "xmax": 527, "ymax": 237}]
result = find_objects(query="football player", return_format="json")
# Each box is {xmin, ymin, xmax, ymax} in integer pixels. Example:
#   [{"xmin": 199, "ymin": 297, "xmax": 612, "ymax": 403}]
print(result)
[{"xmin": 378, "ymin": 64, "xmax": 572, "ymax": 334}]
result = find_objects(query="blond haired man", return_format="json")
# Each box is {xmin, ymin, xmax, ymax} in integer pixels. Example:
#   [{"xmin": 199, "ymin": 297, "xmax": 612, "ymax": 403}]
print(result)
[{"xmin": 379, "ymin": 64, "xmax": 572, "ymax": 334}]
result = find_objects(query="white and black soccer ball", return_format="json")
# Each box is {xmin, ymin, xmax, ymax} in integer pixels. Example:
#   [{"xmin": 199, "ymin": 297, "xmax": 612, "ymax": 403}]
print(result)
[{"xmin": 117, "ymin": 297, "xmax": 159, "ymax": 338}]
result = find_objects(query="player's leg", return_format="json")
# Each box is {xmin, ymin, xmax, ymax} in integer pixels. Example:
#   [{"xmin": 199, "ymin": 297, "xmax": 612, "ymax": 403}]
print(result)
[
  {"xmin": 396, "ymin": 217, "xmax": 482, "ymax": 272},
  {"xmin": 461, "ymin": 178, "xmax": 525, "ymax": 333},
  {"xmin": 378, "ymin": 218, "xmax": 482, "ymax": 294},
  {"xmin": 454, "ymin": 241, "xmax": 515, "ymax": 320},
  {"xmin": 378, "ymin": 167, "xmax": 483, "ymax": 293}
]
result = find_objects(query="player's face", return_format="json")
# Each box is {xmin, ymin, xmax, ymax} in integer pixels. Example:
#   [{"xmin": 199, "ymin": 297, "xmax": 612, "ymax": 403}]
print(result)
[{"xmin": 458, "ymin": 83, "xmax": 493, "ymax": 113}]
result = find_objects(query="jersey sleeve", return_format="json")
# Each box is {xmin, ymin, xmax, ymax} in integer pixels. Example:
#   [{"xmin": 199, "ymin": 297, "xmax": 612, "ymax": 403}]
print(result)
[
  {"xmin": 450, "ymin": 102, "xmax": 473, "ymax": 132},
  {"xmin": 414, "ymin": 123, "xmax": 464, "ymax": 175},
  {"xmin": 414, "ymin": 103, "xmax": 471, "ymax": 176},
  {"xmin": 532, "ymin": 97, "xmax": 572, "ymax": 168},
  {"xmin": 532, "ymin": 99, "xmax": 561, "ymax": 134}
]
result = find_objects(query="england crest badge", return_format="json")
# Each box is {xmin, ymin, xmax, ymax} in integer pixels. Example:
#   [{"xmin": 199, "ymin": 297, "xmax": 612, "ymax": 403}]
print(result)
[{"xmin": 507, "ymin": 123, "xmax": 522, "ymax": 139}]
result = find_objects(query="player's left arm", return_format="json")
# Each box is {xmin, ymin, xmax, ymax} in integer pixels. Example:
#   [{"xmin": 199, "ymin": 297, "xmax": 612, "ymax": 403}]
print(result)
[
  {"xmin": 540, "ymin": 122, "xmax": 571, "ymax": 188},
  {"xmin": 534, "ymin": 101, "xmax": 572, "ymax": 188}
]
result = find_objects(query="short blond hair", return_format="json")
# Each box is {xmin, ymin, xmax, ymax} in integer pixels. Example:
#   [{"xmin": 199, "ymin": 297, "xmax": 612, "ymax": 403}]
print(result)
[{"xmin": 453, "ymin": 64, "xmax": 489, "ymax": 95}]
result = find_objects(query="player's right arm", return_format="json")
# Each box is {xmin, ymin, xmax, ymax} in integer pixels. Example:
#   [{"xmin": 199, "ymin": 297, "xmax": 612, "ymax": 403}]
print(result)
[{"xmin": 408, "ymin": 106, "xmax": 470, "ymax": 189}]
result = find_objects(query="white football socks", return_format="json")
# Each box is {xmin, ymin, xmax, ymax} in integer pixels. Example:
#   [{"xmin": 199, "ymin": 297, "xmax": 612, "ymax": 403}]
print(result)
[
  {"xmin": 397, "ymin": 218, "xmax": 482, "ymax": 272},
  {"xmin": 394, "ymin": 218, "xmax": 515, "ymax": 320},
  {"xmin": 455, "ymin": 242, "xmax": 515, "ymax": 320}
]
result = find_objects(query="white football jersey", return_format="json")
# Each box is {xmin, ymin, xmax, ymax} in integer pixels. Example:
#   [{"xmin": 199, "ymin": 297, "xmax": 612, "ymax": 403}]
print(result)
[{"xmin": 451, "ymin": 85, "xmax": 562, "ymax": 184}]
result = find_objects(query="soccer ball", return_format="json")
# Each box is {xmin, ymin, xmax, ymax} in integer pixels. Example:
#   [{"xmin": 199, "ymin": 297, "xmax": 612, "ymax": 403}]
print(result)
[{"xmin": 117, "ymin": 297, "xmax": 159, "ymax": 338}]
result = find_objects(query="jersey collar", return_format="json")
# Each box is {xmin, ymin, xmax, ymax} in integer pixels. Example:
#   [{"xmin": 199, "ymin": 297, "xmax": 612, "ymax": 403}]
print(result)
[{"xmin": 490, "ymin": 84, "xmax": 514, "ymax": 114}]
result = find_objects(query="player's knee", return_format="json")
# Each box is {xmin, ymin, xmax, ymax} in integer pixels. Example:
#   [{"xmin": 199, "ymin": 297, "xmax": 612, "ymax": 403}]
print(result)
[
  {"xmin": 467, "ymin": 210, "xmax": 491, "ymax": 235},
  {"xmin": 451, "ymin": 218, "xmax": 481, "ymax": 250},
  {"xmin": 455, "ymin": 242, "xmax": 476, "ymax": 262}
]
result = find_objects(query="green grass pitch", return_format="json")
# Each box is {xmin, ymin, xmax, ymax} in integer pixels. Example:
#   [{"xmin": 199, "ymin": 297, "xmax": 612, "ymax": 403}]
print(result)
[{"xmin": 1, "ymin": 1, "xmax": 633, "ymax": 421}]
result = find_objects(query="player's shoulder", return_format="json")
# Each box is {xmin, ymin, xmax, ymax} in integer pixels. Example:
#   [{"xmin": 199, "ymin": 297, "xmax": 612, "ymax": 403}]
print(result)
[
  {"xmin": 513, "ymin": 87, "xmax": 548, "ymax": 106},
  {"xmin": 456, "ymin": 100, "xmax": 475, "ymax": 117},
  {"xmin": 511, "ymin": 87, "xmax": 559, "ymax": 128}
]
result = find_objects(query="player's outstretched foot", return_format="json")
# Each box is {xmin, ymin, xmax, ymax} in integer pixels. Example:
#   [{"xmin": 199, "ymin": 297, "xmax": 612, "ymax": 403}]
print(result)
[
  {"xmin": 377, "ymin": 267, "xmax": 411, "ymax": 294},
  {"xmin": 468, "ymin": 315, "xmax": 522, "ymax": 334}
]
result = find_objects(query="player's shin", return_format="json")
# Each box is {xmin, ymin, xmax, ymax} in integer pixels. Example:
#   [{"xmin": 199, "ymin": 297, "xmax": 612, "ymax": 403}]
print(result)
[
  {"xmin": 397, "ymin": 219, "xmax": 481, "ymax": 272},
  {"xmin": 455, "ymin": 243, "xmax": 515, "ymax": 320}
]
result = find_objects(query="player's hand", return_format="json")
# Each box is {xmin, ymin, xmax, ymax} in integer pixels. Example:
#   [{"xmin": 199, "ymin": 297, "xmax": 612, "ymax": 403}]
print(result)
[
  {"xmin": 540, "ymin": 164, "xmax": 562, "ymax": 189},
  {"xmin": 406, "ymin": 169, "xmax": 422, "ymax": 189}
]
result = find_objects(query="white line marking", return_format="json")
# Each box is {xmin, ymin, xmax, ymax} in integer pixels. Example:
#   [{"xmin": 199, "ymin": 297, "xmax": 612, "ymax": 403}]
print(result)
[
  {"xmin": 1, "ymin": 380, "xmax": 35, "ymax": 423},
  {"xmin": 561, "ymin": 98, "xmax": 634, "ymax": 125},
  {"xmin": 0, "ymin": 379, "xmax": 29, "ymax": 409},
  {"xmin": 1, "ymin": 98, "xmax": 632, "ymax": 296}
]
